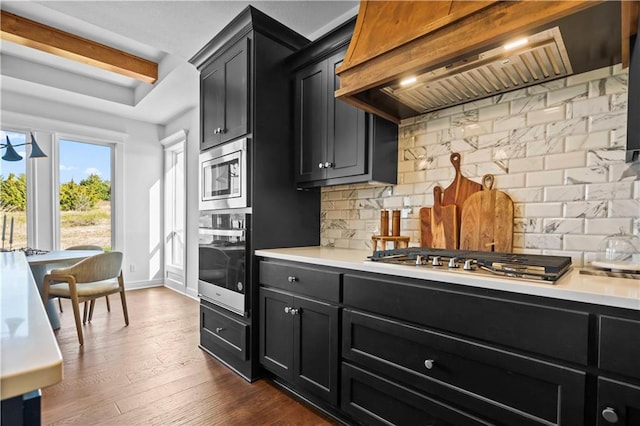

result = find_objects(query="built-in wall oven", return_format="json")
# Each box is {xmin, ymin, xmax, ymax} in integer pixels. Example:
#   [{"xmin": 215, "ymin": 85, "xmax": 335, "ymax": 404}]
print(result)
[
  {"xmin": 198, "ymin": 210, "xmax": 250, "ymax": 316},
  {"xmin": 199, "ymin": 138, "xmax": 248, "ymax": 211}
]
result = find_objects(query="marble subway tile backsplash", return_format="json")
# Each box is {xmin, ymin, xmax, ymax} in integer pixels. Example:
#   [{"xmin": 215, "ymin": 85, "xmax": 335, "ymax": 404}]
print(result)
[{"xmin": 320, "ymin": 65, "xmax": 640, "ymax": 266}]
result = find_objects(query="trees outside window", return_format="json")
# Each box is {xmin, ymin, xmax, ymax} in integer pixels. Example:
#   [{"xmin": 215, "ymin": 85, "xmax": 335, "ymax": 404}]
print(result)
[{"xmin": 58, "ymin": 139, "xmax": 113, "ymax": 250}]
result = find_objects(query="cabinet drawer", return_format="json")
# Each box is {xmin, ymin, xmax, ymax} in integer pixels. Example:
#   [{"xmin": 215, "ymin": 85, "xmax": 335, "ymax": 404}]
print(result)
[
  {"xmin": 597, "ymin": 377, "xmax": 640, "ymax": 426},
  {"xmin": 343, "ymin": 309, "xmax": 586, "ymax": 426},
  {"xmin": 200, "ymin": 303, "xmax": 248, "ymax": 361},
  {"xmin": 599, "ymin": 316, "xmax": 640, "ymax": 380},
  {"xmin": 259, "ymin": 261, "xmax": 341, "ymax": 302},
  {"xmin": 342, "ymin": 362, "xmax": 491, "ymax": 426},
  {"xmin": 343, "ymin": 273, "xmax": 589, "ymax": 364}
]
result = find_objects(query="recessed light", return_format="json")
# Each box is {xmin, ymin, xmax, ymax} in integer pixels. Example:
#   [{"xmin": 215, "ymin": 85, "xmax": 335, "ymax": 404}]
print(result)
[
  {"xmin": 400, "ymin": 76, "xmax": 417, "ymax": 86},
  {"xmin": 504, "ymin": 38, "xmax": 528, "ymax": 51}
]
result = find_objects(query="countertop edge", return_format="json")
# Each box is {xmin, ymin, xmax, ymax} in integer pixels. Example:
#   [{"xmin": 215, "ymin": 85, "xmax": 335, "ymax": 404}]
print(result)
[
  {"xmin": 255, "ymin": 248, "xmax": 640, "ymax": 311},
  {"xmin": 1, "ymin": 252, "xmax": 64, "ymax": 400},
  {"xmin": 1, "ymin": 358, "xmax": 63, "ymax": 400}
]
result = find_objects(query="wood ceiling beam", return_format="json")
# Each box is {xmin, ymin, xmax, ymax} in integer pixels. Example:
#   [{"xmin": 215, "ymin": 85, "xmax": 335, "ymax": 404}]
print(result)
[{"xmin": 0, "ymin": 10, "xmax": 158, "ymax": 84}]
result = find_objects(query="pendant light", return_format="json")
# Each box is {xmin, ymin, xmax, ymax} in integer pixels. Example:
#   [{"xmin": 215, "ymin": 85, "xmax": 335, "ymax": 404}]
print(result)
[{"xmin": 1, "ymin": 133, "xmax": 47, "ymax": 161}]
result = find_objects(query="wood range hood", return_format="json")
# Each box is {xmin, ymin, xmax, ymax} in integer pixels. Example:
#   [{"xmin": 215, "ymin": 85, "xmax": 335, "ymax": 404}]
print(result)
[{"xmin": 335, "ymin": 0, "xmax": 640, "ymax": 124}]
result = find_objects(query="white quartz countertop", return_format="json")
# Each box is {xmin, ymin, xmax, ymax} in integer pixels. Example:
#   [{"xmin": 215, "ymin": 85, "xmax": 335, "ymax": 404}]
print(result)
[
  {"xmin": 1, "ymin": 252, "xmax": 63, "ymax": 400},
  {"xmin": 255, "ymin": 247, "xmax": 640, "ymax": 311}
]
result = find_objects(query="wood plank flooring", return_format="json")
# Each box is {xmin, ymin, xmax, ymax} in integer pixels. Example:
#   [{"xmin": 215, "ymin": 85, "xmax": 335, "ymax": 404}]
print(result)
[{"xmin": 42, "ymin": 287, "xmax": 338, "ymax": 425}]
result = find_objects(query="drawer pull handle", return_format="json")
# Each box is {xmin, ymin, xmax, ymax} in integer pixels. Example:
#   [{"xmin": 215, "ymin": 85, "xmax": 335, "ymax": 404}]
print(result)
[
  {"xmin": 215, "ymin": 327, "xmax": 224, "ymax": 333},
  {"xmin": 424, "ymin": 359, "xmax": 435, "ymax": 370},
  {"xmin": 287, "ymin": 276, "xmax": 297, "ymax": 283},
  {"xmin": 602, "ymin": 407, "xmax": 619, "ymax": 423}
]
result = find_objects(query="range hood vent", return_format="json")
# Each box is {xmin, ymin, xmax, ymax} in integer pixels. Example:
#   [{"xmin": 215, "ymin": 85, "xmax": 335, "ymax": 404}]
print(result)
[
  {"xmin": 336, "ymin": 1, "xmax": 639, "ymax": 124},
  {"xmin": 382, "ymin": 27, "xmax": 572, "ymax": 114}
]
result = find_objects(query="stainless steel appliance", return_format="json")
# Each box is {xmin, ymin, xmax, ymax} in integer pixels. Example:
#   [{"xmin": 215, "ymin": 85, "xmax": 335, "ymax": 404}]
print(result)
[
  {"xmin": 198, "ymin": 210, "xmax": 249, "ymax": 315},
  {"xmin": 369, "ymin": 247, "xmax": 572, "ymax": 283},
  {"xmin": 199, "ymin": 138, "xmax": 248, "ymax": 211}
]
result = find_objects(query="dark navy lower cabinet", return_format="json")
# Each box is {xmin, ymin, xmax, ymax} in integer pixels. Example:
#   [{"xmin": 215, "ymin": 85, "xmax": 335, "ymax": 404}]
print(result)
[
  {"xmin": 259, "ymin": 286, "xmax": 340, "ymax": 407},
  {"xmin": 342, "ymin": 308, "xmax": 585, "ymax": 426},
  {"xmin": 256, "ymin": 258, "xmax": 640, "ymax": 426}
]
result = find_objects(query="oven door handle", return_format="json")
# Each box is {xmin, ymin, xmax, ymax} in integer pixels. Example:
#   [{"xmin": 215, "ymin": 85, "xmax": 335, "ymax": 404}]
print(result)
[{"xmin": 199, "ymin": 228, "xmax": 245, "ymax": 238}]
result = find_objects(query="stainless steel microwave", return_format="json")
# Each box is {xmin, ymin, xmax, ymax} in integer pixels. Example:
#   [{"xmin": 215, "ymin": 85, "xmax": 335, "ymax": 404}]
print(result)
[{"xmin": 199, "ymin": 138, "xmax": 248, "ymax": 210}]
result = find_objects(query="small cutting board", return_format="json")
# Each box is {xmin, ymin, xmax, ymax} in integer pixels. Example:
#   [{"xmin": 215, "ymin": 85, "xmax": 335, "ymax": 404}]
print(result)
[
  {"xmin": 419, "ymin": 207, "xmax": 433, "ymax": 247},
  {"xmin": 459, "ymin": 174, "xmax": 514, "ymax": 252},
  {"xmin": 430, "ymin": 186, "xmax": 458, "ymax": 249},
  {"xmin": 443, "ymin": 153, "xmax": 482, "ymax": 246}
]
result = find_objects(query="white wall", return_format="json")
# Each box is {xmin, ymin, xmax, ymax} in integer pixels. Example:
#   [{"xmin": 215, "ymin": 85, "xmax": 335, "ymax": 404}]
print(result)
[{"xmin": 1, "ymin": 91, "xmax": 165, "ymax": 289}]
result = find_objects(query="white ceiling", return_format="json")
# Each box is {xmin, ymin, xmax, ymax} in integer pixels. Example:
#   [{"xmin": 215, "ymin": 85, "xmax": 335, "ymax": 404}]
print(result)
[{"xmin": 0, "ymin": 1, "xmax": 359, "ymax": 126}]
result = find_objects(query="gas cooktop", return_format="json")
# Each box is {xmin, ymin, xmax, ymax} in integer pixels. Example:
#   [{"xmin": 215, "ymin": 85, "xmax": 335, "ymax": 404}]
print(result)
[{"xmin": 369, "ymin": 248, "xmax": 572, "ymax": 283}]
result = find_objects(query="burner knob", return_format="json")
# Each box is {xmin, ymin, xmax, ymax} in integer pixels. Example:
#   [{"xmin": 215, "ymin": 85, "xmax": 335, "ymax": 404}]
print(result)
[
  {"xmin": 432, "ymin": 256, "xmax": 442, "ymax": 267},
  {"xmin": 415, "ymin": 255, "xmax": 423, "ymax": 266},
  {"xmin": 448, "ymin": 258, "xmax": 459, "ymax": 268},
  {"xmin": 463, "ymin": 259, "xmax": 475, "ymax": 270}
]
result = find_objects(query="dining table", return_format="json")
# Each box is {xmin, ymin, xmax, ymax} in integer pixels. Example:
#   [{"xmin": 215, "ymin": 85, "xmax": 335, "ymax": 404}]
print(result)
[{"xmin": 27, "ymin": 250, "xmax": 102, "ymax": 330}]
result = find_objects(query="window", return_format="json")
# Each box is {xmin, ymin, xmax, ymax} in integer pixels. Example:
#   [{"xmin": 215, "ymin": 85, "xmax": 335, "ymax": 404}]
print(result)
[
  {"xmin": 58, "ymin": 139, "xmax": 113, "ymax": 250},
  {"xmin": 162, "ymin": 130, "xmax": 187, "ymax": 290},
  {"xmin": 0, "ymin": 130, "xmax": 28, "ymax": 249},
  {"xmin": 166, "ymin": 148, "xmax": 185, "ymax": 268}
]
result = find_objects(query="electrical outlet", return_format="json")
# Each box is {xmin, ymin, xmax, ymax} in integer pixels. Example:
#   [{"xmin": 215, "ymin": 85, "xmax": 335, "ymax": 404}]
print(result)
[{"xmin": 129, "ymin": 264, "xmax": 136, "ymax": 272}]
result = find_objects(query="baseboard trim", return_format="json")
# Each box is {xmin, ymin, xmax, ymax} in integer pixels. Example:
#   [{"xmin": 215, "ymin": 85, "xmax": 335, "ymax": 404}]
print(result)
[
  {"xmin": 163, "ymin": 284, "xmax": 199, "ymax": 301},
  {"xmin": 125, "ymin": 279, "xmax": 164, "ymax": 291}
]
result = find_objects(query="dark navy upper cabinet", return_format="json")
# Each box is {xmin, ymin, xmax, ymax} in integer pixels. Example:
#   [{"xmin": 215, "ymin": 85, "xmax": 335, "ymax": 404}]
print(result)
[
  {"xmin": 200, "ymin": 38, "xmax": 249, "ymax": 150},
  {"xmin": 290, "ymin": 18, "xmax": 398, "ymax": 188}
]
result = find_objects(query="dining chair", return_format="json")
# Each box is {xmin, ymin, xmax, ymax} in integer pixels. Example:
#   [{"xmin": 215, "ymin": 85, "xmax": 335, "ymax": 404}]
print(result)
[
  {"xmin": 65, "ymin": 245, "xmax": 108, "ymax": 318},
  {"xmin": 42, "ymin": 251, "xmax": 129, "ymax": 345}
]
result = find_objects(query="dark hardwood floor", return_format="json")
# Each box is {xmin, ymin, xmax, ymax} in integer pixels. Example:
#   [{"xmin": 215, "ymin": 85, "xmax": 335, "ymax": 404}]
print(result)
[{"xmin": 42, "ymin": 287, "xmax": 338, "ymax": 425}]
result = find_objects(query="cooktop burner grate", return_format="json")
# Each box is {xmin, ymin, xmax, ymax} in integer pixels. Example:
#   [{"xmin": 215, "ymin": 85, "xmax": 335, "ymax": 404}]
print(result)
[{"xmin": 369, "ymin": 248, "xmax": 572, "ymax": 282}]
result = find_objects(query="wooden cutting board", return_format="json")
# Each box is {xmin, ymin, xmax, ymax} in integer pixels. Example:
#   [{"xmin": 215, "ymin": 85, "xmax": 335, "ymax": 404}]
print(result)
[
  {"xmin": 430, "ymin": 186, "xmax": 458, "ymax": 249},
  {"xmin": 459, "ymin": 174, "xmax": 514, "ymax": 252},
  {"xmin": 443, "ymin": 153, "xmax": 482, "ymax": 246},
  {"xmin": 419, "ymin": 207, "xmax": 432, "ymax": 247}
]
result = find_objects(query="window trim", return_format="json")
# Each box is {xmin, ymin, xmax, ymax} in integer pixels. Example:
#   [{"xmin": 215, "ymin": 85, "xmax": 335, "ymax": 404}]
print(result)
[
  {"xmin": 0, "ymin": 127, "xmax": 32, "ymax": 248},
  {"xmin": 161, "ymin": 129, "xmax": 187, "ymax": 288}
]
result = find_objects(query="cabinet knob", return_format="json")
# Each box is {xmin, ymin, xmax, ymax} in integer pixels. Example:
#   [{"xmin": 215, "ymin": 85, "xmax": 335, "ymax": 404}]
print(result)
[
  {"xmin": 215, "ymin": 327, "xmax": 224, "ymax": 333},
  {"xmin": 287, "ymin": 276, "xmax": 297, "ymax": 283},
  {"xmin": 324, "ymin": 161, "xmax": 334, "ymax": 168},
  {"xmin": 318, "ymin": 162, "xmax": 325, "ymax": 169},
  {"xmin": 602, "ymin": 407, "xmax": 619, "ymax": 423},
  {"xmin": 424, "ymin": 359, "xmax": 435, "ymax": 370},
  {"xmin": 289, "ymin": 308, "xmax": 299, "ymax": 316},
  {"xmin": 213, "ymin": 127, "xmax": 225, "ymax": 134},
  {"xmin": 284, "ymin": 307, "xmax": 291, "ymax": 314}
]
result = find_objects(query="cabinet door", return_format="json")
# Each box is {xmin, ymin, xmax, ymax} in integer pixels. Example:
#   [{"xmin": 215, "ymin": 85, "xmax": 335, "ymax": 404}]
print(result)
[
  {"xmin": 201, "ymin": 60, "xmax": 225, "ymax": 150},
  {"xmin": 294, "ymin": 61, "xmax": 327, "ymax": 183},
  {"xmin": 221, "ymin": 37, "xmax": 249, "ymax": 144},
  {"xmin": 293, "ymin": 296, "xmax": 340, "ymax": 406},
  {"xmin": 259, "ymin": 287, "xmax": 294, "ymax": 380},
  {"xmin": 326, "ymin": 50, "xmax": 366, "ymax": 179},
  {"xmin": 201, "ymin": 38, "xmax": 249, "ymax": 151},
  {"xmin": 597, "ymin": 377, "xmax": 640, "ymax": 426}
]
